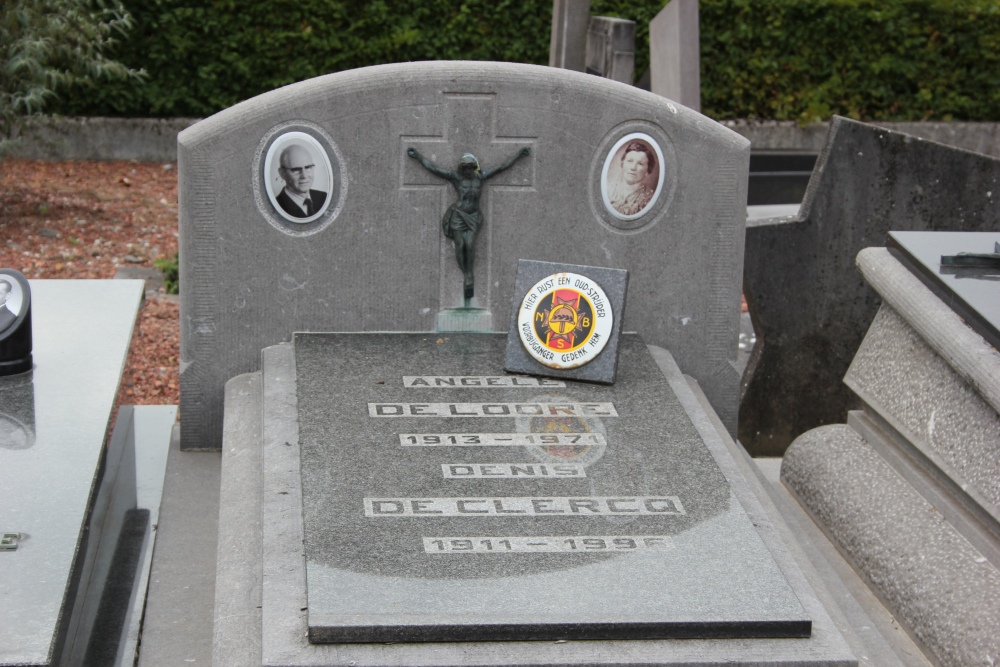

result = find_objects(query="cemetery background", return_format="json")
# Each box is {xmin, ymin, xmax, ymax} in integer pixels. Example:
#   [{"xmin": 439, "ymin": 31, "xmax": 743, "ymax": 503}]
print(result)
[{"xmin": 51, "ymin": 0, "xmax": 1000, "ymax": 124}]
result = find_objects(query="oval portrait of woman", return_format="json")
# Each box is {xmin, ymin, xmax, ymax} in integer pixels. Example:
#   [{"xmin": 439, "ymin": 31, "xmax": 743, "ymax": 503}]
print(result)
[
  {"xmin": 600, "ymin": 133, "xmax": 666, "ymax": 221},
  {"xmin": 262, "ymin": 131, "xmax": 335, "ymax": 224}
]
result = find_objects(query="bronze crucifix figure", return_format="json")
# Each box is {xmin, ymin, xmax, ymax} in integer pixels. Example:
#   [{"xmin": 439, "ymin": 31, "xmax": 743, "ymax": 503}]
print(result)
[{"xmin": 407, "ymin": 146, "xmax": 531, "ymax": 299}]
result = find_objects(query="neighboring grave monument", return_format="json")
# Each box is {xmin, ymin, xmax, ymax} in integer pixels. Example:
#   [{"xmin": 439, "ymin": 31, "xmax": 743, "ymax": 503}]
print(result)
[
  {"xmin": 741, "ymin": 116, "xmax": 1000, "ymax": 456},
  {"xmin": 782, "ymin": 233, "xmax": 1000, "ymax": 667},
  {"xmin": 178, "ymin": 62, "xmax": 750, "ymax": 450},
  {"xmin": 585, "ymin": 16, "xmax": 636, "ymax": 84},
  {"xmin": 0, "ymin": 281, "xmax": 157, "ymax": 666},
  {"xmin": 649, "ymin": 0, "xmax": 701, "ymax": 111},
  {"xmin": 549, "ymin": 0, "xmax": 591, "ymax": 71}
]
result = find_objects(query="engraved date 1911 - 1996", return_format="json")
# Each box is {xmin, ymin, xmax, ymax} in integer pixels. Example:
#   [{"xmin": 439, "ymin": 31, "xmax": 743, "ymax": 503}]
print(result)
[{"xmin": 423, "ymin": 535, "xmax": 673, "ymax": 553}]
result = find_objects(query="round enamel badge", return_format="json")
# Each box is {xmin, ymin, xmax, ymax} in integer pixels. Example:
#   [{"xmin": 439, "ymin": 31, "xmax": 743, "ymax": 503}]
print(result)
[{"xmin": 516, "ymin": 273, "xmax": 614, "ymax": 369}]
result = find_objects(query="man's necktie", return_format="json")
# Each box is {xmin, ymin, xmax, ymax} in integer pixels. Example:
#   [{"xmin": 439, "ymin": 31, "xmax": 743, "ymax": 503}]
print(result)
[{"xmin": 304, "ymin": 198, "xmax": 313, "ymax": 216}]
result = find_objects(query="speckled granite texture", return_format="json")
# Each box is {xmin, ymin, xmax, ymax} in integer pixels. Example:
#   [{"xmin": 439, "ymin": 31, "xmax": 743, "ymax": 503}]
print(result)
[
  {"xmin": 213, "ymin": 341, "xmax": 858, "ymax": 666},
  {"xmin": 782, "ymin": 424, "xmax": 1000, "ymax": 667},
  {"xmin": 846, "ymin": 304, "xmax": 1000, "ymax": 519},
  {"xmin": 295, "ymin": 333, "xmax": 806, "ymax": 642}
]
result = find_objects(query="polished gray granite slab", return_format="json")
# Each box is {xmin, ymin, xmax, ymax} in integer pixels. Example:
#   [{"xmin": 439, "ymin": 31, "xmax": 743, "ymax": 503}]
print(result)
[
  {"xmin": 887, "ymin": 230, "xmax": 1000, "ymax": 348},
  {"xmin": 0, "ymin": 280, "xmax": 143, "ymax": 666},
  {"xmin": 295, "ymin": 333, "xmax": 809, "ymax": 643}
]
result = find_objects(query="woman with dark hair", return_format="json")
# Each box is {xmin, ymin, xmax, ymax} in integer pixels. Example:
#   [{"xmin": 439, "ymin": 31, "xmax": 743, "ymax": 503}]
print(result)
[{"xmin": 608, "ymin": 141, "xmax": 656, "ymax": 216}]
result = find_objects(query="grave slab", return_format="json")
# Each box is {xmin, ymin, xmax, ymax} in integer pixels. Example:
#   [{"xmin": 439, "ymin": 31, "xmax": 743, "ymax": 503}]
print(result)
[
  {"xmin": 0, "ymin": 280, "xmax": 143, "ymax": 667},
  {"xmin": 215, "ymin": 338, "xmax": 855, "ymax": 666},
  {"xmin": 295, "ymin": 333, "xmax": 808, "ymax": 643},
  {"xmin": 886, "ymin": 230, "xmax": 1000, "ymax": 350}
]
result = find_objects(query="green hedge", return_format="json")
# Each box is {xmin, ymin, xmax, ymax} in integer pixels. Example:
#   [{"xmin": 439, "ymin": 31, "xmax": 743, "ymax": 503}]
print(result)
[
  {"xmin": 55, "ymin": 0, "xmax": 1000, "ymax": 122},
  {"xmin": 701, "ymin": 0, "xmax": 1000, "ymax": 123}
]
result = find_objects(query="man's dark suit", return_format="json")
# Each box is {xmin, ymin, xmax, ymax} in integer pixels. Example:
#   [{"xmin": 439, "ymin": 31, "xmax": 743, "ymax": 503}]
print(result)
[
  {"xmin": 276, "ymin": 188, "xmax": 327, "ymax": 218},
  {"xmin": 0, "ymin": 305, "xmax": 16, "ymax": 334}
]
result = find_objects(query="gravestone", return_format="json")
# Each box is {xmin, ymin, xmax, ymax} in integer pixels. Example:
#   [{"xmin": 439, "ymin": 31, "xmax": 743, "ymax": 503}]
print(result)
[
  {"xmin": 213, "ymin": 334, "xmax": 857, "ymax": 665},
  {"xmin": 649, "ymin": 0, "xmax": 701, "ymax": 111},
  {"xmin": 549, "ymin": 0, "xmax": 591, "ymax": 71},
  {"xmin": 585, "ymin": 17, "xmax": 636, "ymax": 84},
  {"xmin": 178, "ymin": 61, "xmax": 750, "ymax": 451},
  {"xmin": 782, "ymin": 236, "xmax": 1000, "ymax": 666},
  {"xmin": 741, "ymin": 116, "xmax": 1000, "ymax": 456},
  {"xmin": 0, "ymin": 281, "xmax": 146, "ymax": 666}
]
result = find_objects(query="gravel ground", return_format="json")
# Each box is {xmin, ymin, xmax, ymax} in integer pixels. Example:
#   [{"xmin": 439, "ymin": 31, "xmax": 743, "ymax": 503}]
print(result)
[{"xmin": 0, "ymin": 158, "xmax": 180, "ymax": 405}]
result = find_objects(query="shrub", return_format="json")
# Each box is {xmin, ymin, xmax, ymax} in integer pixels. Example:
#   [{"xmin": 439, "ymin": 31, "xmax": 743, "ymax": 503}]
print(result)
[
  {"xmin": 0, "ymin": 0, "xmax": 142, "ymax": 155},
  {"xmin": 53, "ymin": 0, "xmax": 1000, "ymax": 122},
  {"xmin": 155, "ymin": 252, "xmax": 178, "ymax": 294}
]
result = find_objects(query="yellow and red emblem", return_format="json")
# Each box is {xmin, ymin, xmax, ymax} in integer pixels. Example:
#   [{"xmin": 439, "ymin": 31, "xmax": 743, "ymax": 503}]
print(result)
[
  {"xmin": 517, "ymin": 272, "xmax": 613, "ymax": 369},
  {"xmin": 535, "ymin": 289, "xmax": 593, "ymax": 352}
]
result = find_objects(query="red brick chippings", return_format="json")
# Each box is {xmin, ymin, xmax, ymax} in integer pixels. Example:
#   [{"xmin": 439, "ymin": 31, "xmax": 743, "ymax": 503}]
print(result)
[{"xmin": 0, "ymin": 158, "xmax": 180, "ymax": 405}]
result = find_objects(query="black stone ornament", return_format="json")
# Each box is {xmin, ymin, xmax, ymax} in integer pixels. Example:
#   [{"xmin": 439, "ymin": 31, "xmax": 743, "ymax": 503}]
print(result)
[{"xmin": 0, "ymin": 269, "xmax": 32, "ymax": 376}]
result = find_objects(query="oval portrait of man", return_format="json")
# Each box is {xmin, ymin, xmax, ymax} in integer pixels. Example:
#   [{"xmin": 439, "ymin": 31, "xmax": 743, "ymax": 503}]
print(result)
[
  {"xmin": 600, "ymin": 133, "xmax": 666, "ymax": 221},
  {"xmin": 0, "ymin": 272, "xmax": 26, "ymax": 338},
  {"xmin": 263, "ymin": 131, "xmax": 334, "ymax": 224}
]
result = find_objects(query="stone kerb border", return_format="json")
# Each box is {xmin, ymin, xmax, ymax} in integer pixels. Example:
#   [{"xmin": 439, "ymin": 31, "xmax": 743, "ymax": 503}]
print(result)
[{"xmin": 856, "ymin": 247, "xmax": 1000, "ymax": 415}]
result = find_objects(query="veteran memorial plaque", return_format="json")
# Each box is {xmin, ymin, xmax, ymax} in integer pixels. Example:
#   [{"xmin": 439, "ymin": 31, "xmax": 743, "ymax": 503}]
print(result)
[
  {"xmin": 505, "ymin": 260, "xmax": 628, "ymax": 384},
  {"xmin": 295, "ymin": 333, "xmax": 809, "ymax": 643}
]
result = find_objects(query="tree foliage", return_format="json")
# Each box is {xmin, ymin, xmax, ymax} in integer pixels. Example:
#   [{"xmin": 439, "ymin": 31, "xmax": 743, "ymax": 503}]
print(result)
[{"xmin": 0, "ymin": 0, "xmax": 142, "ymax": 153}]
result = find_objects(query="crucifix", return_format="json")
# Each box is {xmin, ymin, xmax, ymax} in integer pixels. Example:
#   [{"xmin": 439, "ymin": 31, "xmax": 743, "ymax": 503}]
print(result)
[
  {"xmin": 407, "ymin": 146, "xmax": 531, "ymax": 299},
  {"xmin": 400, "ymin": 92, "xmax": 536, "ymax": 315}
]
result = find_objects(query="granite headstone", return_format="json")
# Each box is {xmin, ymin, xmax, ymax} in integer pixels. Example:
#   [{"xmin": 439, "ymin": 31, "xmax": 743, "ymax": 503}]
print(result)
[{"xmin": 178, "ymin": 61, "xmax": 749, "ymax": 450}]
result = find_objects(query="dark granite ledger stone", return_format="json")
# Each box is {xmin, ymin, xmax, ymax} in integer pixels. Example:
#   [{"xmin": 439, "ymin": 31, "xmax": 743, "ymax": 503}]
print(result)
[
  {"xmin": 294, "ymin": 333, "xmax": 809, "ymax": 644},
  {"xmin": 887, "ymin": 231, "xmax": 1000, "ymax": 350}
]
